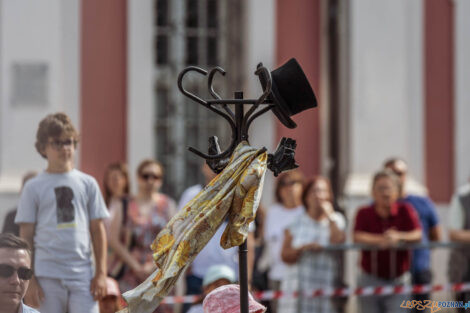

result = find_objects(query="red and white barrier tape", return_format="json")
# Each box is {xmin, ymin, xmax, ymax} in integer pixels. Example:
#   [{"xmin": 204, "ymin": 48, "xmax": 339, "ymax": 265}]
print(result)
[{"xmin": 159, "ymin": 282, "xmax": 470, "ymax": 304}]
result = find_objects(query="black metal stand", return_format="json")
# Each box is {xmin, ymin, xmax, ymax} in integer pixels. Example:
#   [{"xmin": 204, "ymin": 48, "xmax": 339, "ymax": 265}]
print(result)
[
  {"xmin": 234, "ymin": 91, "xmax": 249, "ymax": 313},
  {"xmin": 178, "ymin": 64, "xmax": 299, "ymax": 313}
]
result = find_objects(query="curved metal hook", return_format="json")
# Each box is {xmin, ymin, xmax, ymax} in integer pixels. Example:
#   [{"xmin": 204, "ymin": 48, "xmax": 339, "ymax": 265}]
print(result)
[
  {"xmin": 208, "ymin": 67, "xmax": 225, "ymax": 100},
  {"xmin": 254, "ymin": 65, "xmax": 272, "ymax": 105},
  {"xmin": 178, "ymin": 65, "xmax": 234, "ymax": 126},
  {"xmin": 187, "ymin": 104, "xmax": 237, "ymax": 160},
  {"xmin": 242, "ymin": 65, "xmax": 274, "ymax": 134},
  {"xmin": 178, "ymin": 66, "xmax": 237, "ymax": 160},
  {"xmin": 188, "ymin": 135, "xmax": 237, "ymax": 160},
  {"xmin": 177, "ymin": 66, "xmax": 209, "ymax": 106},
  {"xmin": 208, "ymin": 67, "xmax": 235, "ymax": 119},
  {"xmin": 244, "ymin": 65, "xmax": 272, "ymax": 121}
]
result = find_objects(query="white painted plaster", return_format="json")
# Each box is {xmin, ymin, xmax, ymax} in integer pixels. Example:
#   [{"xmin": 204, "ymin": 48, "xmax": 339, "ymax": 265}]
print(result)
[
  {"xmin": 346, "ymin": 0, "xmax": 424, "ymax": 196},
  {"xmin": 127, "ymin": 0, "xmax": 154, "ymax": 194}
]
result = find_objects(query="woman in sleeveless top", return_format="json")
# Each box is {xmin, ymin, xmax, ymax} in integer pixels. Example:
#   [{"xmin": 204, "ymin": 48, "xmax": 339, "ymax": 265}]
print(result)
[{"xmin": 108, "ymin": 159, "xmax": 176, "ymax": 296}]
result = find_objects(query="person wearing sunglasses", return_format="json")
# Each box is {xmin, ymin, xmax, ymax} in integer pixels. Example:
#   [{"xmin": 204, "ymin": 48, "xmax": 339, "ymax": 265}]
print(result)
[
  {"xmin": 108, "ymin": 159, "xmax": 176, "ymax": 312},
  {"xmin": 0, "ymin": 233, "xmax": 39, "ymax": 313}
]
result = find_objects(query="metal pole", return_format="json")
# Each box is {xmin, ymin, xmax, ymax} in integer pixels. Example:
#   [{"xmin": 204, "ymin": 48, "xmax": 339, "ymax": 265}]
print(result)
[{"xmin": 234, "ymin": 91, "xmax": 249, "ymax": 313}]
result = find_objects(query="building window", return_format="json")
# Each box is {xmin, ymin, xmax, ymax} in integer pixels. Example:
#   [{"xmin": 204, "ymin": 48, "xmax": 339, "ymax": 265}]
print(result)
[
  {"xmin": 153, "ymin": 0, "xmax": 243, "ymax": 198},
  {"xmin": 11, "ymin": 63, "xmax": 49, "ymax": 106}
]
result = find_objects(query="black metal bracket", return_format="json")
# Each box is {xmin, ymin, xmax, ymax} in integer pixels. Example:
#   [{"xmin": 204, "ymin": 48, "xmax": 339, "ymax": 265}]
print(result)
[
  {"xmin": 206, "ymin": 135, "xmax": 299, "ymax": 176},
  {"xmin": 206, "ymin": 136, "xmax": 230, "ymax": 174},
  {"xmin": 267, "ymin": 137, "xmax": 299, "ymax": 177}
]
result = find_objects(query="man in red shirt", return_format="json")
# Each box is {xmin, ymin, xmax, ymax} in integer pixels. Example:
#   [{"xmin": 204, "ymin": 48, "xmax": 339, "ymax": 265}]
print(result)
[{"xmin": 354, "ymin": 170, "xmax": 422, "ymax": 313}]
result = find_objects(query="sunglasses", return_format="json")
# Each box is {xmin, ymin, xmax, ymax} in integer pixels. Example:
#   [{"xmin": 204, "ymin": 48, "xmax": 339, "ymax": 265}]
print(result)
[
  {"xmin": 49, "ymin": 139, "xmax": 77, "ymax": 150},
  {"xmin": 0, "ymin": 264, "xmax": 33, "ymax": 280},
  {"xmin": 280, "ymin": 180, "xmax": 302, "ymax": 187},
  {"xmin": 140, "ymin": 173, "xmax": 162, "ymax": 181}
]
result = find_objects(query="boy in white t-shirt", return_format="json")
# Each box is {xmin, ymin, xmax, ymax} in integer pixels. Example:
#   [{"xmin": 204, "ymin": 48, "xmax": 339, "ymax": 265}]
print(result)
[{"xmin": 15, "ymin": 113, "xmax": 109, "ymax": 313}]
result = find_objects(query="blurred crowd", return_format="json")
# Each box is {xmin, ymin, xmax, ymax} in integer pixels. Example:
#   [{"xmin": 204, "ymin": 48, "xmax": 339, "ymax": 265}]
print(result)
[{"xmin": 2, "ymin": 112, "xmax": 470, "ymax": 313}]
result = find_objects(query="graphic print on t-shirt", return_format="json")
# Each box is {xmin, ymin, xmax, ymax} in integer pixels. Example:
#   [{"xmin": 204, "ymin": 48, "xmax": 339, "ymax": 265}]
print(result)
[{"xmin": 55, "ymin": 186, "xmax": 76, "ymax": 228}]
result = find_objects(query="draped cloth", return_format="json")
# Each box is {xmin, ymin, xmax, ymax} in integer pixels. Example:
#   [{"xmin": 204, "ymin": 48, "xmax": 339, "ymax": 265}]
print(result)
[{"xmin": 119, "ymin": 142, "xmax": 268, "ymax": 313}]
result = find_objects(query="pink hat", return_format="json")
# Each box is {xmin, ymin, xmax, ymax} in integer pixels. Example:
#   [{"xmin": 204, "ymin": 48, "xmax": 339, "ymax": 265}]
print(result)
[
  {"xmin": 203, "ymin": 284, "xmax": 266, "ymax": 313},
  {"xmin": 105, "ymin": 277, "xmax": 121, "ymax": 297}
]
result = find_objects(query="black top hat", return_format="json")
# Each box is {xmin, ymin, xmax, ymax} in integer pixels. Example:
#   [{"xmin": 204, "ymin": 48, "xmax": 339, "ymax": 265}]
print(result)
[{"xmin": 258, "ymin": 58, "xmax": 318, "ymax": 129}]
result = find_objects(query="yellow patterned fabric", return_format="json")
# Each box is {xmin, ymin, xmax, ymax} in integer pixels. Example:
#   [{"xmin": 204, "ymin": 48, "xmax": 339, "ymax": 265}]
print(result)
[{"xmin": 119, "ymin": 142, "xmax": 267, "ymax": 313}]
